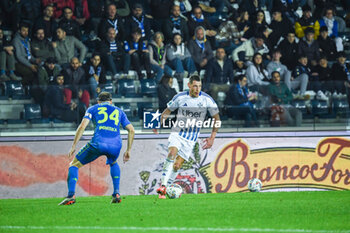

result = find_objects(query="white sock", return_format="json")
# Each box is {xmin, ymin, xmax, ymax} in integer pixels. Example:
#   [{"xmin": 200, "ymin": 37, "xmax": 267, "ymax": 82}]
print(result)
[
  {"xmin": 167, "ymin": 169, "xmax": 179, "ymax": 186},
  {"xmin": 160, "ymin": 158, "xmax": 174, "ymax": 186}
]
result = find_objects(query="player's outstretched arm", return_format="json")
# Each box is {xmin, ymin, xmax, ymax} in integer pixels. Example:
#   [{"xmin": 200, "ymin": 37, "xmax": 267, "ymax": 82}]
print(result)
[
  {"xmin": 203, "ymin": 113, "xmax": 220, "ymax": 149},
  {"xmin": 68, "ymin": 118, "xmax": 90, "ymax": 158},
  {"xmin": 160, "ymin": 108, "xmax": 172, "ymax": 124},
  {"xmin": 123, "ymin": 124, "xmax": 135, "ymax": 163},
  {"xmin": 153, "ymin": 108, "xmax": 172, "ymax": 134}
]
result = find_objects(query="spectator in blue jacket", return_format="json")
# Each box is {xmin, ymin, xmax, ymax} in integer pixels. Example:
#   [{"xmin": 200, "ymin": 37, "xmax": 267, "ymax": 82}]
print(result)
[
  {"xmin": 317, "ymin": 7, "xmax": 343, "ymax": 52},
  {"xmin": 225, "ymin": 74, "xmax": 258, "ymax": 127}
]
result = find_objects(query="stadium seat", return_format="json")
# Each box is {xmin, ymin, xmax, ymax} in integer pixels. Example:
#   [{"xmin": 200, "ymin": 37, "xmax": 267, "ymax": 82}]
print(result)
[
  {"xmin": 140, "ymin": 79, "xmax": 157, "ymax": 96},
  {"xmin": 100, "ymin": 82, "xmax": 114, "ymax": 94},
  {"xmin": 5, "ymin": 81, "xmax": 25, "ymax": 98},
  {"xmin": 292, "ymin": 100, "xmax": 308, "ymax": 115},
  {"xmin": 117, "ymin": 79, "xmax": 137, "ymax": 97},
  {"xmin": 24, "ymin": 104, "xmax": 42, "ymax": 120},
  {"xmin": 311, "ymin": 100, "xmax": 329, "ymax": 117},
  {"xmin": 115, "ymin": 103, "xmax": 132, "ymax": 118},
  {"xmin": 333, "ymin": 99, "xmax": 349, "ymax": 117},
  {"xmin": 137, "ymin": 102, "xmax": 154, "ymax": 119}
]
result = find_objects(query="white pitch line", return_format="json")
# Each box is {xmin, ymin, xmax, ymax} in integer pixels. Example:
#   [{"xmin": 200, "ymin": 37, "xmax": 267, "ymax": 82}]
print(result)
[{"xmin": 0, "ymin": 226, "xmax": 349, "ymax": 233}]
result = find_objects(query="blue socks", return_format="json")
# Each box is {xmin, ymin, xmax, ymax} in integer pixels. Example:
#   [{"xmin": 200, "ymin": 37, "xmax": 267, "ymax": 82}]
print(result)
[
  {"xmin": 110, "ymin": 162, "xmax": 120, "ymax": 196},
  {"xmin": 67, "ymin": 166, "xmax": 79, "ymax": 197},
  {"xmin": 66, "ymin": 163, "xmax": 121, "ymax": 197}
]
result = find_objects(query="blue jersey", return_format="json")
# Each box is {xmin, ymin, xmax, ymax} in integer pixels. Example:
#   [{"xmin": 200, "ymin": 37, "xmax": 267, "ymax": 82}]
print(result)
[{"xmin": 84, "ymin": 102, "xmax": 130, "ymax": 146}]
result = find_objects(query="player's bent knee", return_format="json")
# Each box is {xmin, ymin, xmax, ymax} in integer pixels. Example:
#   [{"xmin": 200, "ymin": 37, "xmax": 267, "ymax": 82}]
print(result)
[
  {"xmin": 70, "ymin": 158, "xmax": 84, "ymax": 168},
  {"xmin": 173, "ymin": 163, "xmax": 181, "ymax": 171},
  {"xmin": 168, "ymin": 147, "xmax": 178, "ymax": 159}
]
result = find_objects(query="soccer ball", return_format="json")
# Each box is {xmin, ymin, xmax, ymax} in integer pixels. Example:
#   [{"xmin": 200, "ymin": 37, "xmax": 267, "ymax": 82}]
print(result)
[
  {"xmin": 247, "ymin": 178, "xmax": 262, "ymax": 192},
  {"xmin": 166, "ymin": 184, "xmax": 183, "ymax": 199}
]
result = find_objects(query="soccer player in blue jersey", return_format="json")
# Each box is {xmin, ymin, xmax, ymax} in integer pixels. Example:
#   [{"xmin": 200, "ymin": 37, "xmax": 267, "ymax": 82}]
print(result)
[
  {"xmin": 156, "ymin": 75, "xmax": 220, "ymax": 198},
  {"xmin": 59, "ymin": 92, "xmax": 135, "ymax": 205}
]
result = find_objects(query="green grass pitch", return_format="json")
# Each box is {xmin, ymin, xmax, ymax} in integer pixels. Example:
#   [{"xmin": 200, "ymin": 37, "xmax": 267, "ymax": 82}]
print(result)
[{"xmin": 0, "ymin": 191, "xmax": 349, "ymax": 233}]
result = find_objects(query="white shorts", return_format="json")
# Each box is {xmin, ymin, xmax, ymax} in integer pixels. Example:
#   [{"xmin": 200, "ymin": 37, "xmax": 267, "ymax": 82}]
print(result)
[{"xmin": 168, "ymin": 133, "xmax": 196, "ymax": 161}]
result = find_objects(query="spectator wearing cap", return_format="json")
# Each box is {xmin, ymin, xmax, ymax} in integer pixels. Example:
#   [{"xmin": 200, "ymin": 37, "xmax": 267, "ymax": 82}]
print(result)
[
  {"xmin": 13, "ymin": 23, "xmax": 41, "ymax": 86},
  {"xmin": 105, "ymin": 0, "xmax": 130, "ymax": 18},
  {"xmin": 188, "ymin": 26, "xmax": 214, "ymax": 72},
  {"xmin": 52, "ymin": 27, "xmax": 87, "ymax": 66},
  {"xmin": 269, "ymin": 7, "xmax": 293, "ymax": 48},
  {"xmin": 317, "ymin": 7, "xmax": 343, "ymax": 52},
  {"xmin": 124, "ymin": 27, "xmax": 152, "ymax": 79},
  {"xmin": 163, "ymin": 4, "xmax": 189, "ymax": 43},
  {"xmin": 125, "ymin": 3, "xmax": 152, "ymax": 42},
  {"xmin": 295, "ymin": 4, "xmax": 320, "ymax": 39},
  {"xmin": 267, "ymin": 49, "xmax": 292, "ymax": 87},
  {"xmin": 277, "ymin": 31, "xmax": 298, "ymax": 71},
  {"xmin": 298, "ymin": 27, "xmax": 320, "ymax": 67},
  {"xmin": 0, "ymin": 27, "xmax": 20, "ymax": 82},
  {"xmin": 31, "ymin": 28, "xmax": 55, "ymax": 62},
  {"xmin": 34, "ymin": 4, "xmax": 58, "ymax": 41},
  {"xmin": 330, "ymin": 52, "xmax": 350, "ymax": 104},
  {"xmin": 232, "ymin": 33, "xmax": 269, "ymax": 68},
  {"xmin": 33, "ymin": 57, "xmax": 60, "ymax": 105},
  {"xmin": 58, "ymin": 7, "xmax": 82, "ymax": 40},
  {"xmin": 99, "ymin": 3, "xmax": 125, "ymax": 41},
  {"xmin": 318, "ymin": 26, "xmax": 337, "ymax": 61},
  {"xmin": 37, "ymin": 57, "xmax": 60, "ymax": 91}
]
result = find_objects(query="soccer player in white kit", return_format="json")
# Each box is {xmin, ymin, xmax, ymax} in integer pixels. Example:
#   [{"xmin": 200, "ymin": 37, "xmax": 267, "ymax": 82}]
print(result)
[{"xmin": 156, "ymin": 75, "xmax": 220, "ymax": 198}]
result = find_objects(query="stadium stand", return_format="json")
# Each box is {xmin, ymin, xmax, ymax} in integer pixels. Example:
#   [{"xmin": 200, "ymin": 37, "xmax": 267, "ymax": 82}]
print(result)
[{"xmin": 0, "ymin": 1, "xmax": 348, "ymax": 132}]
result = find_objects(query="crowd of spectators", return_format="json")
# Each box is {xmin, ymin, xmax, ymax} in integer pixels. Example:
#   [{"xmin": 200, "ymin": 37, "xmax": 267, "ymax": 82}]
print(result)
[{"xmin": 0, "ymin": 0, "xmax": 349, "ymax": 126}]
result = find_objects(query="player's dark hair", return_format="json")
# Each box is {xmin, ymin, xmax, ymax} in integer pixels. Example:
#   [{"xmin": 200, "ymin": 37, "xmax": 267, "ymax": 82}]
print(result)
[
  {"xmin": 271, "ymin": 71, "xmax": 280, "ymax": 77},
  {"xmin": 160, "ymin": 74, "xmax": 173, "ymax": 86},
  {"xmin": 98, "ymin": 92, "xmax": 112, "ymax": 102},
  {"xmin": 236, "ymin": 74, "xmax": 246, "ymax": 82},
  {"xmin": 189, "ymin": 75, "xmax": 201, "ymax": 84}
]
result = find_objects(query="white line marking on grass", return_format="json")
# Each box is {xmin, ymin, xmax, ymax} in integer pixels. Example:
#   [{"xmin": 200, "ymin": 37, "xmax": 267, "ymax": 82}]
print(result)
[{"xmin": 0, "ymin": 226, "xmax": 349, "ymax": 232}]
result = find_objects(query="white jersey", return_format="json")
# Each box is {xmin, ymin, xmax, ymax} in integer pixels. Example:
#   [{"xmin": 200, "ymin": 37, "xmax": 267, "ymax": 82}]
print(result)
[{"xmin": 167, "ymin": 91, "xmax": 219, "ymax": 142}]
